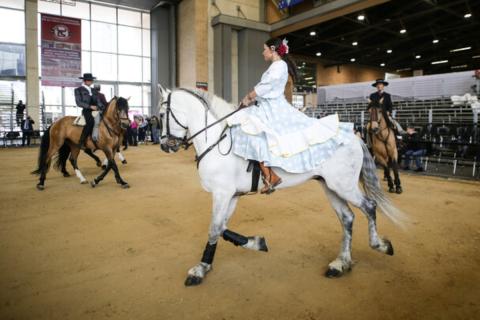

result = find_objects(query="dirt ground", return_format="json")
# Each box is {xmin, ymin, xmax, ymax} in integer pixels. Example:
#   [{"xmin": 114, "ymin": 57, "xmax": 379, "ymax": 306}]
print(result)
[{"xmin": 0, "ymin": 145, "xmax": 479, "ymax": 320}]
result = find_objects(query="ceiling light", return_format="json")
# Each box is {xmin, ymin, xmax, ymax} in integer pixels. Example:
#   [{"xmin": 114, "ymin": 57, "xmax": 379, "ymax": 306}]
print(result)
[
  {"xmin": 352, "ymin": 41, "xmax": 358, "ymax": 46},
  {"xmin": 400, "ymin": 29, "xmax": 407, "ymax": 34},
  {"xmin": 451, "ymin": 65, "xmax": 468, "ymax": 69},
  {"xmin": 316, "ymin": 52, "xmax": 322, "ymax": 56},
  {"xmin": 357, "ymin": 14, "xmax": 365, "ymax": 21},
  {"xmin": 450, "ymin": 46, "xmax": 472, "ymax": 53},
  {"xmin": 310, "ymin": 31, "xmax": 316, "ymax": 36},
  {"xmin": 472, "ymin": 55, "xmax": 480, "ymax": 59},
  {"xmin": 380, "ymin": 63, "xmax": 385, "ymax": 67},
  {"xmin": 433, "ymin": 39, "xmax": 439, "ymax": 44},
  {"xmin": 396, "ymin": 68, "xmax": 411, "ymax": 72},
  {"xmin": 415, "ymin": 55, "xmax": 421, "ymax": 59},
  {"xmin": 304, "ymin": 77, "xmax": 313, "ymax": 80},
  {"xmin": 350, "ymin": 58, "xmax": 356, "ymax": 62},
  {"xmin": 431, "ymin": 60, "xmax": 448, "ymax": 65},
  {"xmin": 464, "ymin": 13, "xmax": 472, "ymax": 19},
  {"xmin": 387, "ymin": 49, "xmax": 392, "ymax": 54}
]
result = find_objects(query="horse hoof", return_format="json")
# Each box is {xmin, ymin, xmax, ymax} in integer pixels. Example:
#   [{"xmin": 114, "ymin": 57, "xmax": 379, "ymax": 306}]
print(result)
[
  {"xmin": 121, "ymin": 183, "xmax": 130, "ymax": 189},
  {"xmin": 325, "ymin": 267, "xmax": 343, "ymax": 278},
  {"xmin": 122, "ymin": 160, "xmax": 127, "ymax": 165},
  {"xmin": 396, "ymin": 187, "xmax": 403, "ymax": 194},
  {"xmin": 184, "ymin": 276, "xmax": 203, "ymax": 286},
  {"xmin": 81, "ymin": 180, "xmax": 89, "ymax": 184},
  {"xmin": 384, "ymin": 239, "xmax": 394, "ymax": 256},
  {"xmin": 36, "ymin": 184, "xmax": 44, "ymax": 191},
  {"xmin": 96, "ymin": 162, "xmax": 102, "ymax": 168},
  {"xmin": 388, "ymin": 187, "xmax": 395, "ymax": 193},
  {"xmin": 62, "ymin": 172, "xmax": 70, "ymax": 177},
  {"xmin": 90, "ymin": 181, "xmax": 96, "ymax": 188},
  {"xmin": 258, "ymin": 237, "xmax": 269, "ymax": 252}
]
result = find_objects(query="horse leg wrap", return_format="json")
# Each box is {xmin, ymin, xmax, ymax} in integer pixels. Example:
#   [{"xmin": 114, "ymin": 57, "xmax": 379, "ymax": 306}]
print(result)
[
  {"xmin": 222, "ymin": 229, "xmax": 248, "ymax": 246},
  {"xmin": 200, "ymin": 242, "xmax": 217, "ymax": 265}
]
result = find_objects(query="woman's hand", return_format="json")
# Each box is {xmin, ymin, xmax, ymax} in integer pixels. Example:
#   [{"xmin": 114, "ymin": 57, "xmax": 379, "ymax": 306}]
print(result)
[{"xmin": 242, "ymin": 95, "xmax": 252, "ymax": 107}]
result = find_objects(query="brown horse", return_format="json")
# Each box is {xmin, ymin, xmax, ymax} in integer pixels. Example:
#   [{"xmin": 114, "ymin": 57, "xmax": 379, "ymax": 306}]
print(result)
[
  {"xmin": 368, "ymin": 101, "xmax": 403, "ymax": 194},
  {"xmin": 32, "ymin": 97, "xmax": 130, "ymax": 190}
]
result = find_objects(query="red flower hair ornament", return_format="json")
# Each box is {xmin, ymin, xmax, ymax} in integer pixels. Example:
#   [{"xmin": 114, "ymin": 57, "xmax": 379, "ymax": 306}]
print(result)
[{"xmin": 277, "ymin": 38, "xmax": 289, "ymax": 57}]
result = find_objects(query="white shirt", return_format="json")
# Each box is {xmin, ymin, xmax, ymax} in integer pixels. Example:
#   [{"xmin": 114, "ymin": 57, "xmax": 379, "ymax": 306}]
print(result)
[
  {"xmin": 82, "ymin": 84, "xmax": 92, "ymax": 96},
  {"xmin": 254, "ymin": 60, "xmax": 288, "ymax": 99}
]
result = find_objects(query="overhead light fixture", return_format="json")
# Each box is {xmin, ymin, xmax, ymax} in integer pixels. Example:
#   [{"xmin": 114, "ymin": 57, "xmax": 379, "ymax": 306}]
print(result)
[
  {"xmin": 415, "ymin": 55, "xmax": 421, "ymax": 59},
  {"xmin": 433, "ymin": 39, "xmax": 439, "ymax": 44},
  {"xmin": 387, "ymin": 49, "xmax": 392, "ymax": 54},
  {"xmin": 310, "ymin": 31, "xmax": 316, "ymax": 36},
  {"xmin": 450, "ymin": 46, "xmax": 472, "ymax": 53},
  {"xmin": 473, "ymin": 55, "xmax": 480, "ymax": 59},
  {"xmin": 431, "ymin": 60, "xmax": 448, "ymax": 65},
  {"xmin": 350, "ymin": 58, "xmax": 356, "ymax": 62},
  {"xmin": 304, "ymin": 77, "xmax": 313, "ymax": 80},
  {"xmin": 352, "ymin": 41, "xmax": 358, "ymax": 46},
  {"xmin": 396, "ymin": 68, "xmax": 411, "ymax": 72},
  {"xmin": 380, "ymin": 63, "xmax": 385, "ymax": 67},
  {"xmin": 400, "ymin": 29, "xmax": 407, "ymax": 34},
  {"xmin": 464, "ymin": 13, "xmax": 472, "ymax": 19},
  {"xmin": 451, "ymin": 65, "xmax": 468, "ymax": 69},
  {"xmin": 316, "ymin": 52, "xmax": 322, "ymax": 56},
  {"xmin": 357, "ymin": 14, "xmax": 365, "ymax": 21}
]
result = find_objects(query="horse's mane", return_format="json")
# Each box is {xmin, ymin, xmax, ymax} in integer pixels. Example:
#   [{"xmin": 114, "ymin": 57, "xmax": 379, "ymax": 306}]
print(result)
[{"xmin": 175, "ymin": 88, "xmax": 236, "ymax": 120}]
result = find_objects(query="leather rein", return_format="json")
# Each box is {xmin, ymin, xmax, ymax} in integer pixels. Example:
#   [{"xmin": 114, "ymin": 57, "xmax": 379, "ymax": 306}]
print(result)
[{"xmin": 161, "ymin": 89, "xmax": 246, "ymax": 167}]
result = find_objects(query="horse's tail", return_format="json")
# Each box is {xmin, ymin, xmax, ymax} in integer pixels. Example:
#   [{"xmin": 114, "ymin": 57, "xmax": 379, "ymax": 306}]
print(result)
[
  {"xmin": 32, "ymin": 126, "xmax": 51, "ymax": 175},
  {"xmin": 359, "ymin": 140, "xmax": 407, "ymax": 229},
  {"xmin": 53, "ymin": 142, "xmax": 71, "ymax": 171}
]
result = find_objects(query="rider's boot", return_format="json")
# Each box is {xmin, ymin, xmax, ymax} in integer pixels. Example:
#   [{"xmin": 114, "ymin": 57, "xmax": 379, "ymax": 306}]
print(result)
[{"xmin": 259, "ymin": 162, "xmax": 282, "ymax": 194}]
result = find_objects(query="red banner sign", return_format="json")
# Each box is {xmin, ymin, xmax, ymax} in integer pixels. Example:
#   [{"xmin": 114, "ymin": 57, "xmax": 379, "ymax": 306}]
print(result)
[{"xmin": 41, "ymin": 14, "xmax": 81, "ymax": 87}]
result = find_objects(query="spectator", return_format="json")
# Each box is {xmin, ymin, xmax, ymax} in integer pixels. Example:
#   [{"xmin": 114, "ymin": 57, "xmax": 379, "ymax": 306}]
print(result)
[
  {"xmin": 403, "ymin": 125, "xmax": 426, "ymax": 172},
  {"xmin": 21, "ymin": 115, "xmax": 35, "ymax": 146},
  {"xmin": 130, "ymin": 116, "xmax": 139, "ymax": 146},
  {"xmin": 16, "ymin": 100, "xmax": 26, "ymax": 126},
  {"xmin": 138, "ymin": 116, "xmax": 148, "ymax": 144},
  {"xmin": 150, "ymin": 115, "xmax": 161, "ymax": 144}
]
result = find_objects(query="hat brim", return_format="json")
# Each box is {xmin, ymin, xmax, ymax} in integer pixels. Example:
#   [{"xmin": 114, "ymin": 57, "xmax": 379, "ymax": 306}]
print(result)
[
  {"xmin": 79, "ymin": 77, "xmax": 96, "ymax": 80},
  {"xmin": 372, "ymin": 81, "xmax": 388, "ymax": 87}
]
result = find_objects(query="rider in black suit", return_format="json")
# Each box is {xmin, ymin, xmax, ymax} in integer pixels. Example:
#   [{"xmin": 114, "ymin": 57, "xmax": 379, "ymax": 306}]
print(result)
[
  {"xmin": 74, "ymin": 73, "xmax": 99, "ymax": 146},
  {"xmin": 368, "ymin": 79, "xmax": 404, "ymax": 134}
]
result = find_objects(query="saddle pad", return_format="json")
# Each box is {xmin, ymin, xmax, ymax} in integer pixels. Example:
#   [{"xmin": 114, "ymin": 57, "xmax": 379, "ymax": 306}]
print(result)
[{"xmin": 73, "ymin": 111, "xmax": 99, "ymax": 127}]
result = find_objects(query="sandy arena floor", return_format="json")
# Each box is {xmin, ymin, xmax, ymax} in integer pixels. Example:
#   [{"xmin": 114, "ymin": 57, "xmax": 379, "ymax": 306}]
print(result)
[{"xmin": 0, "ymin": 145, "xmax": 479, "ymax": 320}]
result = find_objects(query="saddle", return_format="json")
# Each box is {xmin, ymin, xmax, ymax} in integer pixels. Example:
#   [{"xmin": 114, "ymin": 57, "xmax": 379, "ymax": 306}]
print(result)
[{"xmin": 73, "ymin": 111, "xmax": 99, "ymax": 127}]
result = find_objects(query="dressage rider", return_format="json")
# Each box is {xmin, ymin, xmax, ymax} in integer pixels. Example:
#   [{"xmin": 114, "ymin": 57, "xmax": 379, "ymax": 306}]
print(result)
[
  {"xmin": 75, "ymin": 73, "xmax": 100, "ymax": 146},
  {"xmin": 368, "ymin": 79, "xmax": 404, "ymax": 135}
]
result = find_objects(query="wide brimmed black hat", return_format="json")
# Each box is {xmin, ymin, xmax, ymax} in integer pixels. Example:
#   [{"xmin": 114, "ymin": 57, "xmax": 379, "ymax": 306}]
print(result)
[
  {"xmin": 372, "ymin": 79, "xmax": 389, "ymax": 87},
  {"xmin": 79, "ymin": 73, "xmax": 96, "ymax": 81}
]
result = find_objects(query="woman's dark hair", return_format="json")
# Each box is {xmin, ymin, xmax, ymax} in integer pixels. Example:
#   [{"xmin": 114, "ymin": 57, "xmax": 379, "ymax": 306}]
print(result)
[{"xmin": 265, "ymin": 37, "xmax": 298, "ymax": 82}]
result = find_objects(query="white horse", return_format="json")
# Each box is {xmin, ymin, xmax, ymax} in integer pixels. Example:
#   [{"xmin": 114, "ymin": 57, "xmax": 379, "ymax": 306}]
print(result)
[{"xmin": 158, "ymin": 86, "xmax": 406, "ymax": 286}]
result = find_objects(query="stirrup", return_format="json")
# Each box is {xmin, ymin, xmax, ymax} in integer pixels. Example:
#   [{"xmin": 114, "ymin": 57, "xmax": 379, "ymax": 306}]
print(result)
[{"xmin": 261, "ymin": 177, "xmax": 282, "ymax": 195}]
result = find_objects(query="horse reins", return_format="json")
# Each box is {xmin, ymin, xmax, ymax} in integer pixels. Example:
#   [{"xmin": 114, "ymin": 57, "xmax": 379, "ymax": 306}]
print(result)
[{"xmin": 161, "ymin": 89, "xmax": 247, "ymax": 167}]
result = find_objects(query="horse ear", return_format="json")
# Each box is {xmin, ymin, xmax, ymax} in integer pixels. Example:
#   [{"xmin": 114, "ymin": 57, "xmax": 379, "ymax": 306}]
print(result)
[
  {"xmin": 127, "ymin": 96, "xmax": 131, "ymax": 101},
  {"xmin": 158, "ymin": 84, "xmax": 166, "ymax": 95}
]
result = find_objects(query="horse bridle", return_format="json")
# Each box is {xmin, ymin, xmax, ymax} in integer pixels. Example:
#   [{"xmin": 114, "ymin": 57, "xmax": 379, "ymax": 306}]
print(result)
[{"xmin": 161, "ymin": 89, "xmax": 246, "ymax": 166}]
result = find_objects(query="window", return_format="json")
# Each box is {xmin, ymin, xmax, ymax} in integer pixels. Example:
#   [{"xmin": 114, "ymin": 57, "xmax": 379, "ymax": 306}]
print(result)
[
  {"xmin": 81, "ymin": 51, "xmax": 91, "ymax": 74},
  {"xmin": 142, "ymin": 13, "xmax": 150, "ymax": 29},
  {"xmin": 38, "ymin": 1, "xmax": 60, "ymax": 15},
  {"xmin": 0, "ymin": 9, "xmax": 25, "ymax": 44},
  {"xmin": 142, "ymin": 29, "xmax": 150, "ymax": 57},
  {"xmin": 2, "ymin": 0, "xmax": 25, "ymax": 9},
  {"xmin": 91, "ymin": 4, "xmax": 116, "ymax": 24},
  {"xmin": 81, "ymin": 20, "xmax": 91, "ymax": 51},
  {"xmin": 92, "ymin": 52, "xmax": 117, "ymax": 81},
  {"xmin": 118, "ymin": 84, "xmax": 142, "ymax": 107},
  {"xmin": 91, "ymin": 22, "xmax": 117, "ymax": 53},
  {"xmin": 61, "ymin": 1, "xmax": 90, "ymax": 20},
  {"xmin": 118, "ymin": 9, "xmax": 141, "ymax": 27},
  {"xmin": 118, "ymin": 55, "xmax": 142, "ymax": 82},
  {"xmin": 118, "ymin": 26, "xmax": 142, "ymax": 56},
  {"xmin": 143, "ymin": 58, "xmax": 150, "ymax": 82},
  {"xmin": 0, "ymin": 44, "xmax": 25, "ymax": 76}
]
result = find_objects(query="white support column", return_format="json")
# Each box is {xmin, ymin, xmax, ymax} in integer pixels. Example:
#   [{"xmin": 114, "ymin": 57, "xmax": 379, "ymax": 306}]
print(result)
[{"xmin": 25, "ymin": 0, "xmax": 40, "ymax": 126}]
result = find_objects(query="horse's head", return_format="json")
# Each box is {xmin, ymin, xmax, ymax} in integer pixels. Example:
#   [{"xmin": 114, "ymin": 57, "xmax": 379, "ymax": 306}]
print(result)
[
  {"xmin": 158, "ymin": 85, "xmax": 188, "ymax": 153},
  {"xmin": 107, "ymin": 97, "xmax": 130, "ymax": 129}
]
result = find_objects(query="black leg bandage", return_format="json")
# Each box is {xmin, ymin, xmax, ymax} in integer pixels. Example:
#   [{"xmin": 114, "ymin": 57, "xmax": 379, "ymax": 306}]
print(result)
[
  {"xmin": 222, "ymin": 229, "xmax": 248, "ymax": 246},
  {"xmin": 200, "ymin": 242, "xmax": 217, "ymax": 265}
]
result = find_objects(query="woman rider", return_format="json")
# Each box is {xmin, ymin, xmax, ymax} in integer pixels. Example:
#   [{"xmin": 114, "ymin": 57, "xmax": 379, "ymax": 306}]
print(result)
[{"xmin": 228, "ymin": 38, "xmax": 353, "ymax": 194}]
